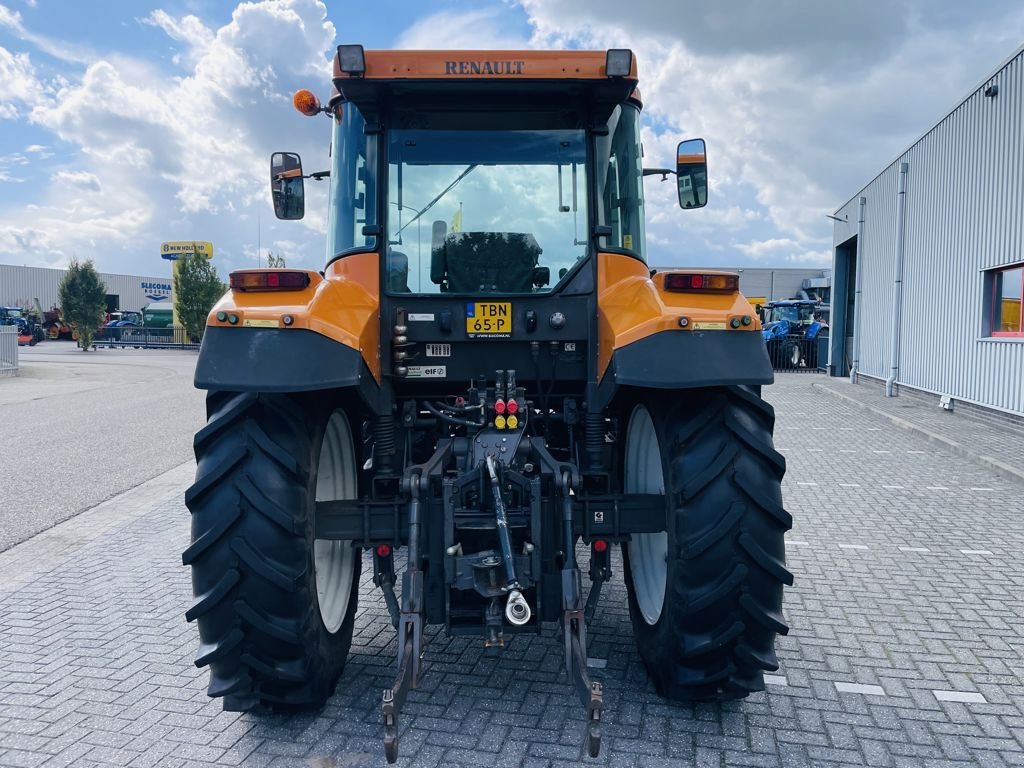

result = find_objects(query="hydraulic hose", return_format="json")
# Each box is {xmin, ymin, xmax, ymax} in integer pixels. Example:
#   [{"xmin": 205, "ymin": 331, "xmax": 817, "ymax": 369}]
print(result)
[{"xmin": 422, "ymin": 400, "xmax": 483, "ymax": 429}]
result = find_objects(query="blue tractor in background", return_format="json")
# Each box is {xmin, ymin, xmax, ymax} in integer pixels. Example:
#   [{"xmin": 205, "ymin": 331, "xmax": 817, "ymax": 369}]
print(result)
[{"xmin": 760, "ymin": 299, "xmax": 829, "ymax": 369}]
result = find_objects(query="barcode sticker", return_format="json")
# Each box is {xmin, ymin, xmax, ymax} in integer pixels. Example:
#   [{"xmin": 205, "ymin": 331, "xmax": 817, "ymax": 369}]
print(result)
[{"xmin": 426, "ymin": 343, "xmax": 451, "ymax": 357}]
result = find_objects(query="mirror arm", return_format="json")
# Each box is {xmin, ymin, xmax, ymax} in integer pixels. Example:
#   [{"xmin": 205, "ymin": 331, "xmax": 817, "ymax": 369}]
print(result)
[
  {"xmin": 642, "ymin": 168, "xmax": 676, "ymax": 181},
  {"xmin": 308, "ymin": 170, "xmax": 330, "ymax": 181}
]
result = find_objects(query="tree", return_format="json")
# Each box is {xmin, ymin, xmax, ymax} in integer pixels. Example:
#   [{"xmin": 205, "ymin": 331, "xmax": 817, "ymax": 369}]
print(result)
[
  {"xmin": 174, "ymin": 251, "xmax": 226, "ymax": 342},
  {"xmin": 266, "ymin": 252, "xmax": 287, "ymax": 268},
  {"xmin": 58, "ymin": 259, "xmax": 107, "ymax": 351}
]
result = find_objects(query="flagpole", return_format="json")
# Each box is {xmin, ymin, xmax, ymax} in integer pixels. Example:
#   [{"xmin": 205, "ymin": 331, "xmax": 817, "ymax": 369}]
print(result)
[{"xmin": 257, "ymin": 215, "xmax": 261, "ymax": 268}]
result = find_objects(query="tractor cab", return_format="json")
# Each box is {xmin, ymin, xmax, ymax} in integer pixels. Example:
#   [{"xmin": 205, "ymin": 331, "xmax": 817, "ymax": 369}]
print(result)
[{"xmin": 761, "ymin": 299, "xmax": 826, "ymax": 341}]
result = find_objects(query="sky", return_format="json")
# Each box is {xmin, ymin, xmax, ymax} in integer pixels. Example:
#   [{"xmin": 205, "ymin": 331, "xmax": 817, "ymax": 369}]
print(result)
[{"xmin": 1, "ymin": 0, "xmax": 1023, "ymax": 280}]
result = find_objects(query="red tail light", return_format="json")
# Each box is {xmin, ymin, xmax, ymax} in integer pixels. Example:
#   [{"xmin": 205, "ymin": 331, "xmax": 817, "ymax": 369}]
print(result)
[
  {"xmin": 230, "ymin": 270, "xmax": 311, "ymax": 291},
  {"xmin": 663, "ymin": 273, "xmax": 739, "ymax": 293}
]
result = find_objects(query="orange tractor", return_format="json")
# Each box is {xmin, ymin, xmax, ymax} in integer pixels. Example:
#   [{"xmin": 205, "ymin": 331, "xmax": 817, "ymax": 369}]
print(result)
[{"xmin": 184, "ymin": 46, "xmax": 790, "ymax": 762}]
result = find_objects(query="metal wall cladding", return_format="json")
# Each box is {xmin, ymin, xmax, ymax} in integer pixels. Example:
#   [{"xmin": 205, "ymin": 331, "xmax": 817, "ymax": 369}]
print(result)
[
  {"xmin": 834, "ymin": 46, "xmax": 1024, "ymax": 416},
  {"xmin": 0, "ymin": 264, "xmax": 173, "ymax": 313}
]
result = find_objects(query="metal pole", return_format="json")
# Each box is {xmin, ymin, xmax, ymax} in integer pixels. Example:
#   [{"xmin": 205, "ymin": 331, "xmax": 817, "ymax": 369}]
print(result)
[
  {"xmin": 885, "ymin": 163, "xmax": 909, "ymax": 397},
  {"xmin": 849, "ymin": 196, "xmax": 867, "ymax": 383}
]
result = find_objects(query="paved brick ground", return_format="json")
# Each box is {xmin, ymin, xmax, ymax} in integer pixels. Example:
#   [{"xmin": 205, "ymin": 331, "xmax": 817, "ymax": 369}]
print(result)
[
  {"xmin": 2, "ymin": 375, "xmax": 1024, "ymax": 767},
  {"xmin": 811, "ymin": 377, "xmax": 1024, "ymax": 484}
]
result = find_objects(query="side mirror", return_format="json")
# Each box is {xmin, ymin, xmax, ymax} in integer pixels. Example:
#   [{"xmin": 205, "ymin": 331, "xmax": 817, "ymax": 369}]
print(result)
[
  {"xmin": 676, "ymin": 138, "xmax": 707, "ymax": 210},
  {"xmin": 271, "ymin": 152, "xmax": 305, "ymax": 220}
]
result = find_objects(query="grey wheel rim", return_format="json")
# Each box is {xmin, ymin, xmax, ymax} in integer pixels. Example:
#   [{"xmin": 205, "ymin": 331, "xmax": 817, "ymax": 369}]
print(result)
[
  {"xmin": 314, "ymin": 410, "xmax": 357, "ymax": 634},
  {"xmin": 625, "ymin": 405, "xmax": 667, "ymax": 626}
]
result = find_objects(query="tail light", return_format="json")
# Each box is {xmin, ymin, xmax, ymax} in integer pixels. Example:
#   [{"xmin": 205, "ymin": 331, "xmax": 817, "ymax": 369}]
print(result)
[
  {"xmin": 230, "ymin": 270, "xmax": 311, "ymax": 291},
  {"xmin": 663, "ymin": 273, "xmax": 739, "ymax": 293}
]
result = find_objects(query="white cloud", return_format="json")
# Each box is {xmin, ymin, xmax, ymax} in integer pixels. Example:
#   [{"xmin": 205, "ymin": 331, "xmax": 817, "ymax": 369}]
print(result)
[
  {"xmin": 0, "ymin": 2, "xmax": 93, "ymax": 63},
  {"xmin": 51, "ymin": 169, "xmax": 101, "ymax": 192},
  {"xmin": 0, "ymin": 0, "xmax": 338, "ymax": 273},
  {"xmin": 395, "ymin": 8, "xmax": 530, "ymax": 50},
  {"xmin": 0, "ymin": 45, "xmax": 43, "ymax": 118},
  {"xmin": 517, "ymin": 0, "xmax": 1024, "ymax": 265}
]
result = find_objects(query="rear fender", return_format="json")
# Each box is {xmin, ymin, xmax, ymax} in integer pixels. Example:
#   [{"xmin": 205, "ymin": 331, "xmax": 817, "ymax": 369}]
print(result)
[
  {"xmin": 596, "ymin": 253, "xmax": 771, "ymax": 406},
  {"xmin": 194, "ymin": 254, "xmax": 385, "ymax": 409}
]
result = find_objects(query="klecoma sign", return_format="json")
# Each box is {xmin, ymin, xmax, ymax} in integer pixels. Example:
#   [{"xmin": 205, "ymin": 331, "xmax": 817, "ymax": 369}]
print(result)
[{"xmin": 142, "ymin": 281, "xmax": 172, "ymax": 302}]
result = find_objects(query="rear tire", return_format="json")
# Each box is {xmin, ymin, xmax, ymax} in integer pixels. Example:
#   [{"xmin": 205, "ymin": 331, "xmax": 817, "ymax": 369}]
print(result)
[
  {"xmin": 622, "ymin": 386, "xmax": 792, "ymax": 700},
  {"xmin": 184, "ymin": 392, "xmax": 361, "ymax": 711}
]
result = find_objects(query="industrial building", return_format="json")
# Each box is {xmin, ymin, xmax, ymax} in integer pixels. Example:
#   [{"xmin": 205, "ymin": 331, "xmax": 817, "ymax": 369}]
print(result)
[
  {"xmin": 0, "ymin": 263, "xmax": 172, "ymax": 315},
  {"xmin": 830, "ymin": 44, "xmax": 1024, "ymax": 419},
  {"xmin": 661, "ymin": 266, "xmax": 831, "ymax": 304},
  {"xmin": 732, "ymin": 267, "xmax": 830, "ymax": 305}
]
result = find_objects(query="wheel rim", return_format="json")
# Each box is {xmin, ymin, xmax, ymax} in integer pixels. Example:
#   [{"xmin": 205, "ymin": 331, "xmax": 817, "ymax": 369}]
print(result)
[
  {"xmin": 314, "ymin": 410, "xmax": 357, "ymax": 634},
  {"xmin": 625, "ymin": 405, "xmax": 667, "ymax": 625}
]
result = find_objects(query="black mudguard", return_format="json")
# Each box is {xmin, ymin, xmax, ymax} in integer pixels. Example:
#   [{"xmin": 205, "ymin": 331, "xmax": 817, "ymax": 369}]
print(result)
[
  {"xmin": 194, "ymin": 327, "xmax": 386, "ymax": 412},
  {"xmin": 597, "ymin": 329, "xmax": 773, "ymax": 408}
]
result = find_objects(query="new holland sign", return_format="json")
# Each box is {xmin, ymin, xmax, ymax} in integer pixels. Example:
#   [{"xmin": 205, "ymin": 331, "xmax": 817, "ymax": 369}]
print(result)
[{"xmin": 161, "ymin": 241, "xmax": 214, "ymax": 260}]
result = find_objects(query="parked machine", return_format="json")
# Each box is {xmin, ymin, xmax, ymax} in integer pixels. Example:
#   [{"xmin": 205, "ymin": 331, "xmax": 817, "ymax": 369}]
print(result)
[
  {"xmin": 183, "ymin": 46, "xmax": 791, "ymax": 763},
  {"xmin": 1, "ymin": 306, "xmax": 44, "ymax": 346},
  {"xmin": 761, "ymin": 299, "xmax": 828, "ymax": 368},
  {"xmin": 39, "ymin": 303, "xmax": 75, "ymax": 341}
]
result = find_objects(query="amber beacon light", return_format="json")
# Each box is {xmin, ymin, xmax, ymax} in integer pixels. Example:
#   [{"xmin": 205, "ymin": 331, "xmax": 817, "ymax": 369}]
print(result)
[{"xmin": 293, "ymin": 89, "xmax": 321, "ymax": 117}]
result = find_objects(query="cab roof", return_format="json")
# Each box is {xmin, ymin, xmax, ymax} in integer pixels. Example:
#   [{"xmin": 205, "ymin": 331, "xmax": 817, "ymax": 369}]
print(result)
[{"xmin": 329, "ymin": 46, "xmax": 639, "ymax": 119}]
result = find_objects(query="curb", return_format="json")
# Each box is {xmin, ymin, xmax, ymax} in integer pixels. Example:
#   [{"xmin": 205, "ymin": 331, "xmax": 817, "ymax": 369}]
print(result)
[{"xmin": 811, "ymin": 382, "xmax": 1024, "ymax": 487}]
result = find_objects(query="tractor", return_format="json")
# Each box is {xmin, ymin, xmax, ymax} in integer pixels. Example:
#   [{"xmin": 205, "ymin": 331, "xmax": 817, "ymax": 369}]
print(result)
[
  {"xmin": 760, "ymin": 299, "xmax": 828, "ymax": 369},
  {"xmin": 184, "ymin": 46, "xmax": 790, "ymax": 763},
  {"xmin": 1, "ymin": 306, "xmax": 44, "ymax": 346}
]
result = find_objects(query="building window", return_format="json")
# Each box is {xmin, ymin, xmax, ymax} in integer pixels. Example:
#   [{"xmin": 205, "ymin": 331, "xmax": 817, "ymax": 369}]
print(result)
[{"xmin": 990, "ymin": 265, "xmax": 1023, "ymax": 336}]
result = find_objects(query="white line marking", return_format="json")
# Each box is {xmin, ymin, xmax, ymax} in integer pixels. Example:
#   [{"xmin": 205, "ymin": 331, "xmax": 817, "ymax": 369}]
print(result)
[
  {"xmin": 835, "ymin": 682, "xmax": 886, "ymax": 696},
  {"xmin": 882, "ymin": 485, "xmax": 904, "ymax": 490},
  {"xmin": 969, "ymin": 487, "xmax": 994, "ymax": 492},
  {"xmin": 839, "ymin": 483, "xmax": 861, "ymax": 488},
  {"xmin": 586, "ymin": 658, "xmax": 607, "ymax": 669},
  {"xmin": 789, "ymin": 540, "xmax": 809, "ymax": 546},
  {"xmin": 812, "ymin": 427, "xmax": 827, "ymax": 430},
  {"xmin": 838, "ymin": 544, "xmax": 869, "ymax": 550},
  {"xmin": 807, "ymin": 449, "xmax": 823, "ymax": 452},
  {"xmin": 796, "ymin": 482, "xmax": 818, "ymax": 486},
  {"xmin": 764, "ymin": 675, "xmax": 788, "ymax": 687},
  {"xmin": 839, "ymin": 450, "xmax": 857, "ymax": 454},
  {"xmin": 865, "ymin": 428, "xmax": 882, "ymax": 432},
  {"xmin": 926, "ymin": 486, "xmax": 949, "ymax": 491},
  {"xmin": 899, "ymin": 546, "xmax": 930, "ymax": 552},
  {"xmin": 873, "ymin": 450, "xmax": 891, "ymax": 454},
  {"xmin": 959, "ymin": 549, "xmax": 993, "ymax": 556},
  {"xmin": 907, "ymin": 451, "xmax": 926, "ymax": 455},
  {"xmin": 933, "ymin": 690, "xmax": 986, "ymax": 704}
]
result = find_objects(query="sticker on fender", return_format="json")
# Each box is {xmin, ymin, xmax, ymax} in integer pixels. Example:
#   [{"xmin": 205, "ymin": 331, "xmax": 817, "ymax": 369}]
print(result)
[{"xmin": 406, "ymin": 365, "xmax": 447, "ymax": 379}]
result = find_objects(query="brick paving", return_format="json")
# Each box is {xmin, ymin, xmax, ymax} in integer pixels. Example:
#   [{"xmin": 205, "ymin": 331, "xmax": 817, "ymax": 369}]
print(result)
[
  {"xmin": 811, "ymin": 377, "xmax": 1024, "ymax": 484},
  {"xmin": 2, "ymin": 375, "xmax": 1024, "ymax": 767}
]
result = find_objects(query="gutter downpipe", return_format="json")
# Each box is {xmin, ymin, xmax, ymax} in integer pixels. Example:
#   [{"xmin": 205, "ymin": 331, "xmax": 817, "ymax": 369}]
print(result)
[
  {"xmin": 885, "ymin": 162, "xmax": 909, "ymax": 397},
  {"xmin": 849, "ymin": 195, "xmax": 867, "ymax": 383}
]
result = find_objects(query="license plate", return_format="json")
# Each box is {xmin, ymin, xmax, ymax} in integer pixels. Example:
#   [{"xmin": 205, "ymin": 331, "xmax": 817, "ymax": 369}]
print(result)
[{"xmin": 466, "ymin": 302, "xmax": 512, "ymax": 337}]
